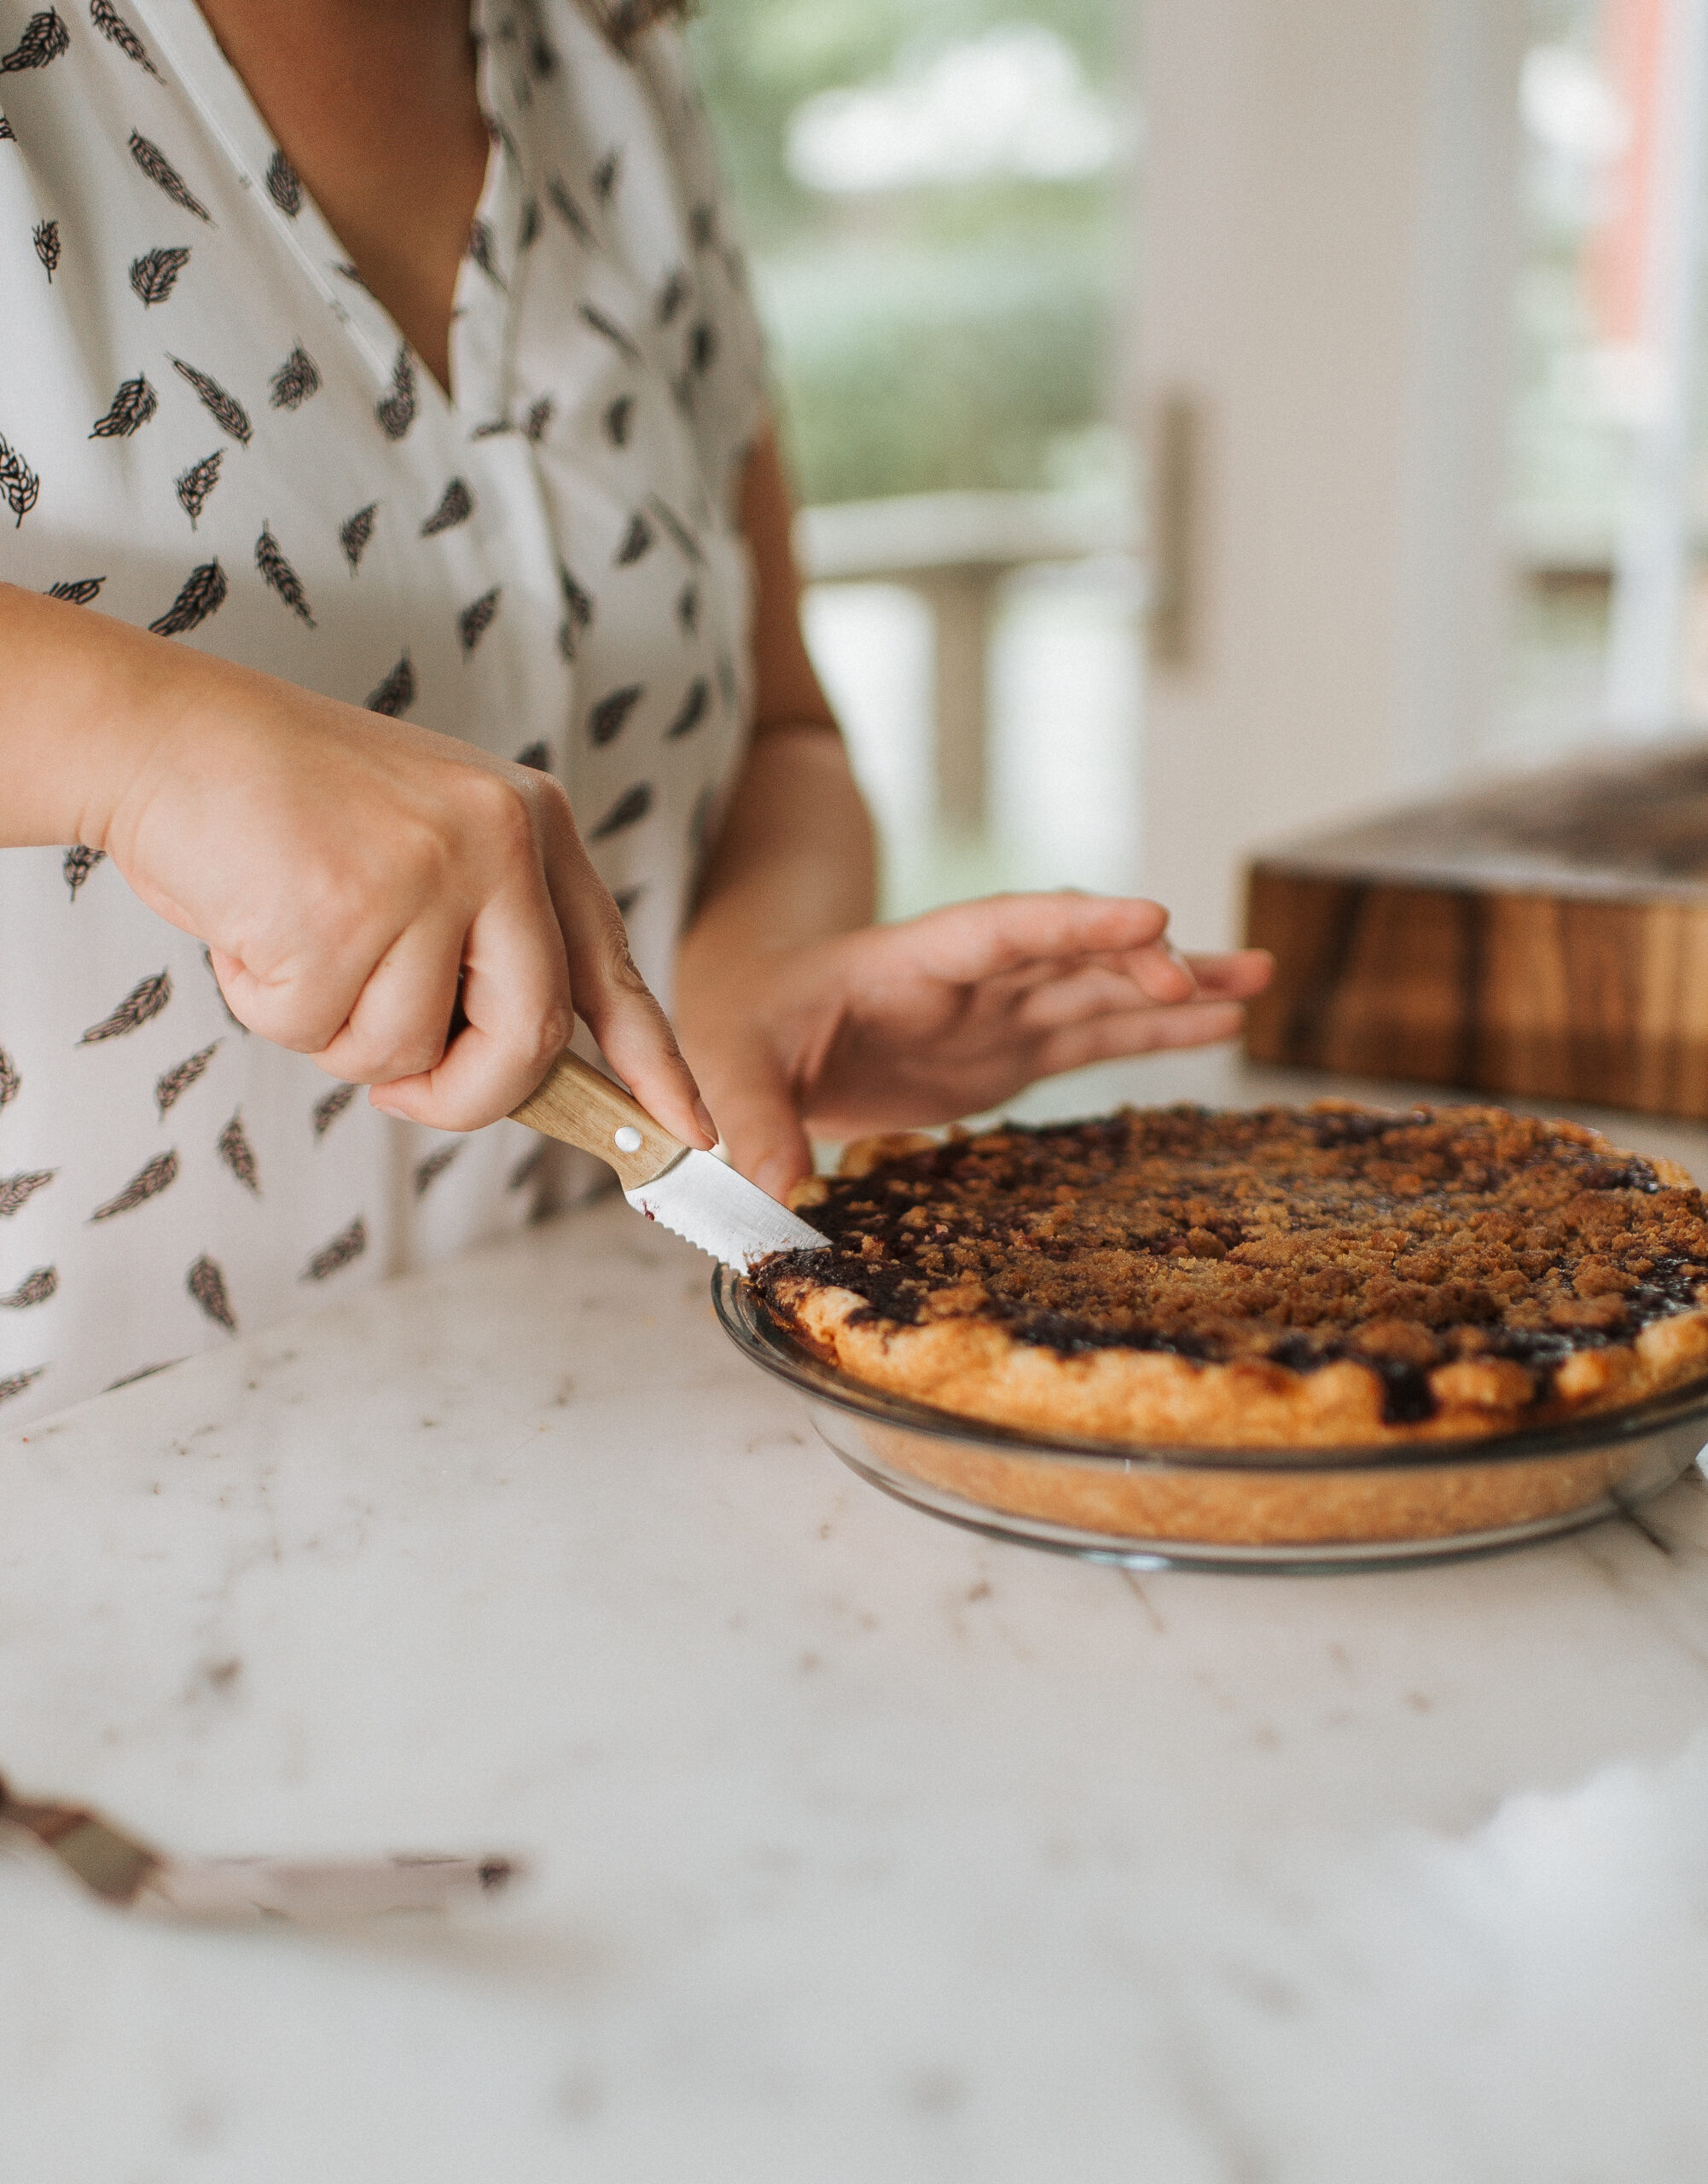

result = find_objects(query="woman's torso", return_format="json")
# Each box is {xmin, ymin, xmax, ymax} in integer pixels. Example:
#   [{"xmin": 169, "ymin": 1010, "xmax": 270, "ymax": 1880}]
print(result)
[{"xmin": 0, "ymin": 0, "xmax": 764, "ymax": 1416}]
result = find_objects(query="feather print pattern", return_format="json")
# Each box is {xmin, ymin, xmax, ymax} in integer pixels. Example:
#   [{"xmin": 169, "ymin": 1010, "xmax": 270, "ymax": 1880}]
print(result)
[
  {"xmin": 216, "ymin": 1111, "xmax": 259, "ymax": 1194},
  {"xmin": 545, "ymin": 173, "xmax": 593, "ymax": 241},
  {"xmin": 588, "ymin": 684, "xmax": 642, "ymax": 746},
  {"xmin": 311, "ymin": 1082, "xmax": 357, "ymax": 1139},
  {"xmin": 154, "ymin": 1041, "xmax": 219, "ymax": 1116},
  {"xmin": 0, "ymin": 113, "xmax": 13, "ymax": 140},
  {"xmin": 170, "ymin": 357, "xmax": 251, "ymax": 442},
  {"xmin": 412, "ymin": 1143, "xmax": 459, "ymax": 1197},
  {"xmin": 458, "ymin": 587, "xmax": 500, "ymax": 655},
  {"xmin": 561, "ymin": 563, "xmax": 594, "ymax": 630},
  {"xmin": 268, "ymin": 344, "xmax": 320, "ymax": 410},
  {"xmin": 89, "ymin": 375, "xmax": 156, "ymax": 439},
  {"xmin": 89, "ymin": 2, "xmax": 160, "ymax": 77},
  {"xmin": 302, "ymin": 1216, "xmax": 366, "ymax": 1282},
  {"xmin": 0, "ymin": 1171, "xmax": 55, "ymax": 1217},
  {"xmin": 186, "ymin": 1253, "xmax": 235, "ymax": 1329},
  {"xmin": 264, "ymin": 148, "xmax": 301, "ymax": 217},
  {"xmin": 129, "ymin": 131, "xmax": 211, "ymax": 221},
  {"xmin": 657, "ymin": 268, "xmax": 688, "ymax": 323},
  {"xmin": 557, "ymin": 562, "xmax": 594, "ymax": 661},
  {"xmin": 375, "ymin": 344, "xmax": 416, "ymax": 440},
  {"xmin": 80, "ymin": 970, "xmax": 170, "ymax": 1043},
  {"xmin": 340, "ymin": 501, "xmax": 377, "ymax": 570},
  {"xmin": 648, "ymin": 494, "xmax": 703, "ymax": 563},
  {"xmin": 62, "ymin": 844, "xmax": 104, "ymax": 895},
  {"xmin": 578, "ymin": 301, "xmax": 640, "ymax": 362},
  {"xmin": 255, "ymin": 522, "xmax": 315, "ymax": 624},
  {"xmin": 0, "ymin": 1368, "xmax": 47, "ymax": 1403},
  {"xmin": 590, "ymin": 782, "xmax": 653, "ymax": 839},
  {"xmin": 0, "ymin": 434, "xmax": 40, "ymax": 526},
  {"xmin": 467, "ymin": 218, "xmax": 503, "ymax": 285},
  {"xmin": 174, "ymin": 448, "xmax": 220, "ymax": 527},
  {"xmin": 90, "ymin": 1149, "xmax": 177, "ymax": 1221},
  {"xmin": 0, "ymin": 6, "xmax": 770, "ymax": 1420},
  {"xmin": 420, "ymin": 477, "xmax": 473, "ymax": 535},
  {"xmin": 365, "ymin": 652, "xmax": 413, "ymax": 717},
  {"xmin": 507, "ymin": 1141, "xmax": 544, "ymax": 1194},
  {"xmin": 129, "ymin": 245, "xmax": 189, "ymax": 306},
  {"xmin": 1, "ymin": 12, "xmax": 68, "ymax": 71},
  {"xmin": 148, "ymin": 559, "xmax": 226, "ymax": 636},
  {"xmin": 665, "ymin": 677, "xmax": 710, "ymax": 740}
]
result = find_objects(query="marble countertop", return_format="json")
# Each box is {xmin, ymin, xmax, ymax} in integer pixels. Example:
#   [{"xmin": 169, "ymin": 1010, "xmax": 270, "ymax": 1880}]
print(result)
[{"xmin": 8, "ymin": 1048, "xmax": 1708, "ymax": 2182}]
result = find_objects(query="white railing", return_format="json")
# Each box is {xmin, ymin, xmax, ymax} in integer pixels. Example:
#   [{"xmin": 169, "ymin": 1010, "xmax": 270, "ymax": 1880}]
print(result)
[{"xmin": 794, "ymin": 489, "xmax": 1136, "ymax": 830}]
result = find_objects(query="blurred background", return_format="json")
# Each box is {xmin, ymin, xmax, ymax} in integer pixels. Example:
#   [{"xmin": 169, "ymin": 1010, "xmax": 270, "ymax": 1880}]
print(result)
[{"xmin": 690, "ymin": 0, "xmax": 1708, "ymax": 945}]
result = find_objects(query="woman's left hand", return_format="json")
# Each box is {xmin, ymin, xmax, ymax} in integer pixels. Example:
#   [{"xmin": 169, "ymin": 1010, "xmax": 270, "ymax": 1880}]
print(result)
[{"xmin": 675, "ymin": 892, "xmax": 1272, "ymax": 1201}]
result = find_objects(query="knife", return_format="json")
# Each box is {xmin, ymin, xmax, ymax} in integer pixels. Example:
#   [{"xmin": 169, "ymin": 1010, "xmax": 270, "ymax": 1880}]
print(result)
[
  {"xmin": 0, "ymin": 1774, "xmax": 521, "ymax": 1924},
  {"xmin": 510, "ymin": 1051, "xmax": 827, "ymax": 1269}
]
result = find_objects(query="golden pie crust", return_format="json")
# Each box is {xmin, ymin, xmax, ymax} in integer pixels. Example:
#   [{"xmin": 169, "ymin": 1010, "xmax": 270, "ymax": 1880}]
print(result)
[{"xmin": 755, "ymin": 1104, "xmax": 1708, "ymax": 1452}]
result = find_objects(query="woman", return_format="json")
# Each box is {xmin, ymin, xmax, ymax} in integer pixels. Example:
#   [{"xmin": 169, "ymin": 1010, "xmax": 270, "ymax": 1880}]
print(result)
[{"xmin": 0, "ymin": 0, "xmax": 1269, "ymax": 1419}]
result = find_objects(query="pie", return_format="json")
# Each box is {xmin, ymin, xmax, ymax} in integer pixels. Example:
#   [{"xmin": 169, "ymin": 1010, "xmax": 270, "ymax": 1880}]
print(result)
[{"xmin": 754, "ymin": 1103, "xmax": 1708, "ymax": 1449}]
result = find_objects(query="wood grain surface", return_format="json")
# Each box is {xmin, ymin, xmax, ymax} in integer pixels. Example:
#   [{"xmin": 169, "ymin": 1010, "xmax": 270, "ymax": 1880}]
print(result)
[{"xmin": 1242, "ymin": 742, "xmax": 1708, "ymax": 1120}]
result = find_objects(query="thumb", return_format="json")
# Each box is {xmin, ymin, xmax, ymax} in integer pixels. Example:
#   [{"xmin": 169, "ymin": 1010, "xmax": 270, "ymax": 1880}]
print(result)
[{"xmin": 699, "ymin": 1046, "xmax": 813, "ymax": 1205}]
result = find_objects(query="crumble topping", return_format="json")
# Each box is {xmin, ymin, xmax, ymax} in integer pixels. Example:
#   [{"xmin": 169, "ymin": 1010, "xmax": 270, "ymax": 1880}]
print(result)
[{"xmin": 756, "ymin": 1104, "xmax": 1708, "ymax": 1424}]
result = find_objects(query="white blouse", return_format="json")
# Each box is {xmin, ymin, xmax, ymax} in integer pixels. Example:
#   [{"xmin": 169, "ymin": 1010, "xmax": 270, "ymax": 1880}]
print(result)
[{"xmin": 0, "ymin": 0, "xmax": 766, "ymax": 1420}]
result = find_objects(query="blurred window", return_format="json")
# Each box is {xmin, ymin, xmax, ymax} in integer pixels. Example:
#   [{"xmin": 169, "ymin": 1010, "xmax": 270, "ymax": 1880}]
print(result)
[
  {"xmin": 692, "ymin": 1, "xmax": 1143, "ymax": 915},
  {"xmin": 1505, "ymin": 0, "xmax": 1708, "ymax": 753},
  {"xmin": 688, "ymin": 1, "xmax": 1134, "ymax": 502}
]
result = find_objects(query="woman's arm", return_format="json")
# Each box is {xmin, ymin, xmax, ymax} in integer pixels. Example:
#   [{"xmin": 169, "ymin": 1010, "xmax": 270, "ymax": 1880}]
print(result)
[
  {"xmin": 673, "ymin": 427, "xmax": 1273, "ymax": 1199},
  {"xmin": 678, "ymin": 424, "xmax": 875, "ymax": 956},
  {"xmin": 0, "ymin": 583, "xmax": 711, "ymax": 1141}
]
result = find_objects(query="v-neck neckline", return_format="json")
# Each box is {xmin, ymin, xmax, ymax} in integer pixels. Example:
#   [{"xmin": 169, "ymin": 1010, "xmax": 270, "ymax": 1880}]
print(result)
[{"xmin": 129, "ymin": 0, "xmax": 522, "ymax": 421}]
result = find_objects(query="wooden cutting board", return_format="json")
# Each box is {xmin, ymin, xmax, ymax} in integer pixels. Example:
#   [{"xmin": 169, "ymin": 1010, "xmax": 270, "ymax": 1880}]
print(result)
[{"xmin": 1242, "ymin": 740, "xmax": 1708, "ymax": 1119}]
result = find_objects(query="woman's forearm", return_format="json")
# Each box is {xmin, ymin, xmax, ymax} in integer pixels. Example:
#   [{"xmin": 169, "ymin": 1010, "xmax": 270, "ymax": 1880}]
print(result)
[
  {"xmin": 679, "ymin": 723, "xmax": 876, "ymax": 988},
  {"xmin": 0, "ymin": 582, "xmax": 199, "ymax": 849},
  {"xmin": 677, "ymin": 421, "xmax": 878, "ymax": 990}
]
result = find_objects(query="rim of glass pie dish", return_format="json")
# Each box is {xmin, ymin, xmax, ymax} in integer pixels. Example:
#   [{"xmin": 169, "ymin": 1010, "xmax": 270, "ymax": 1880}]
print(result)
[{"xmin": 711, "ymin": 1263, "xmax": 1708, "ymax": 1476}]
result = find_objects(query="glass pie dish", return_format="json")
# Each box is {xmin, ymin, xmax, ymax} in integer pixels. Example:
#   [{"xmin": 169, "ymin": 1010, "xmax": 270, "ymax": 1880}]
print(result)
[{"xmin": 713, "ymin": 1266, "xmax": 1708, "ymax": 1571}]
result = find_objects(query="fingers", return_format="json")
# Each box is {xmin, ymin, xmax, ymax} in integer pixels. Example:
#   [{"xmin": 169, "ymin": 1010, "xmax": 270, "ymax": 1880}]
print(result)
[
  {"xmin": 694, "ymin": 1043, "xmax": 814, "ymax": 1203},
  {"xmin": 1037, "ymin": 998, "xmax": 1249, "ymax": 1077},
  {"xmin": 1183, "ymin": 947, "xmax": 1274, "ymax": 1000},
  {"xmin": 314, "ymin": 913, "xmax": 468, "ymax": 1087},
  {"xmin": 365, "ymin": 876, "xmax": 573, "ymax": 1130},
  {"xmin": 546, "ymin": 842, "xmax": 714, "ymax": 1150},
  {"xmin": 209, "ymin": 936, "xmax": 376, "ymax": 1055},
  {"xmin": 892, "ymin": 893, "xmax": 1173, "ymax": 985}
]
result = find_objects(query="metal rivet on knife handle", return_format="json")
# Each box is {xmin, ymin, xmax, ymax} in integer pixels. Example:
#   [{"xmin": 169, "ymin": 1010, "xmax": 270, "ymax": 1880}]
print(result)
[{"xmin": 508, "ymin": 1049, "xmax": 687, "ymax": 1192}]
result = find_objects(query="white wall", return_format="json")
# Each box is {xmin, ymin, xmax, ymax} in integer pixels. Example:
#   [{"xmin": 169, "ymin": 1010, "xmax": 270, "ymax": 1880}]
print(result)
[{"xmin": 1136, "ymin": 0, "xmax": 1529, "ymax": 948}]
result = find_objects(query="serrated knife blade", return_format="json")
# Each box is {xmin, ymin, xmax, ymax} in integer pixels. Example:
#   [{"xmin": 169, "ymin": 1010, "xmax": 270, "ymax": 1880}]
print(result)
[
  {"xmin": 626, "ymin": 1147, "xmax": 828, "ymax": 1269},
  {"xmin": 510, "ymin": 1049, "xmax": 828, "ymax": 1271}
]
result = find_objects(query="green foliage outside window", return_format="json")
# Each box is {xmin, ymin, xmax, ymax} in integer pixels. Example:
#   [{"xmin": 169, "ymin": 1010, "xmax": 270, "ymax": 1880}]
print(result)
[{"xmin": 688, "ymin": 0, "xmax": 1130, "ymax": 505}]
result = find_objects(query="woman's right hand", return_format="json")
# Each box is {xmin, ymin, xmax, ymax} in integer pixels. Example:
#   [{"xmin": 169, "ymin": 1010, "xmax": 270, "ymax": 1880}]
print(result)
[{"xmin": 0, "ymin": 585, "xmax": 712, "ymax": 1141}]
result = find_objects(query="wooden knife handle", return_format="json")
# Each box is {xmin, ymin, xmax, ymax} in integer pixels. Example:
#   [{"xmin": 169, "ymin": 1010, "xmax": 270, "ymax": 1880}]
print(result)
[{"xmin": 508, "ymin": 1051, "xmax": 687, "ymax": 1191}]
